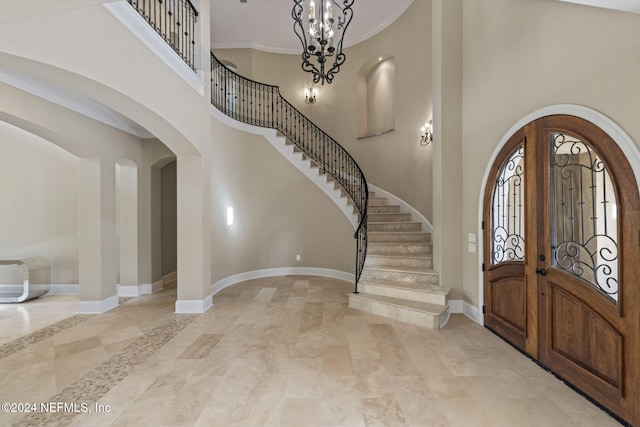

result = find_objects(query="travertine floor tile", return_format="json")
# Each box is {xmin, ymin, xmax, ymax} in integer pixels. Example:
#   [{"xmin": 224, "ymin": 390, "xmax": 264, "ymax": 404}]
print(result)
[{"xmin": 0, "ymin": 276, "xmax": 625, "ymax": 427}]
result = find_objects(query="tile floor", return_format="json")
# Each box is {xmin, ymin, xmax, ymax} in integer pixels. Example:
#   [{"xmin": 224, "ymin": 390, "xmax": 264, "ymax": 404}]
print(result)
[{"xmin": 0, "ymin": 276, "xmax": 623, "ymax": 426}]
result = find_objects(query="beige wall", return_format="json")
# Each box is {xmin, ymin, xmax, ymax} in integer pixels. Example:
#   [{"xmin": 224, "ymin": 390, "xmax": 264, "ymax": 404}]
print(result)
[
  {"xmin": 209, "ymin": 118, "xmax": 355, "ymax": 283},
  {"xmin": 0, "ymin": 121, "xmax": 79, "ymax": 284},
  {"xmin": 8, "ymin": 0, "xmax": 640, "ymax": 313},
  {"xmin": 160, "ymin": 161, "xmax": 177, "ymax": 275},
  {"xmin": 460, "ymin": 0, "xmax": 640, "ymax": 306},
  {"xmin": 214, "ymin": 0, "xmax": 434, "ymax": 221}
]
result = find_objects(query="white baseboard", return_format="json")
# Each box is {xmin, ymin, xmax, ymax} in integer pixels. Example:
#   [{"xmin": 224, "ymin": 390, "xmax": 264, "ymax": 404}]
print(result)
[
  {"xmin": 77, "ymin": 295, "xmax": 119, "ymax": 314},
  {"xmin": 210, "ymin": 267, "xmax": 355, "ymax": 296},
  {"xmin": 117, "ymin": 284, "xmax": 142, "ymax": 297},
  {"xmin": 448, "ymin": 299, "xmax": 483, "ymax": 324},
  {"xmin": 117, "ymin": 279, "xmax": 164, "ymax": 297},
  {"xmin": 175, "ymin": 296, "xmax": 213, "ymax": 314}
]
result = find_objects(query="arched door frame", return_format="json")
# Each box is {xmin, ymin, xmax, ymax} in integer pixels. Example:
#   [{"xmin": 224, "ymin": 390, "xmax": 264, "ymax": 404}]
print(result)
[{"xmin": 477, "ymin": 104, "xmax": 640, "ymax": 325}]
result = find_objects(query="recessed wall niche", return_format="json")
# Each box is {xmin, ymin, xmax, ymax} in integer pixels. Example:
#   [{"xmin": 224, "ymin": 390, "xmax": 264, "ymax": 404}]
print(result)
[{"xmin": 357, "ymin": 55, "xmax": 395, "ymax": 139}]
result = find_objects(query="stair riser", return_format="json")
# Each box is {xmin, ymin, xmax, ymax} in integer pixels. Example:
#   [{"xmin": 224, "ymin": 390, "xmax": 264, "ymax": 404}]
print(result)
[
  {"xmin": 368, "ymin": 233, "xmax": 431, "ymax": 243},
  {"xmin": 368, "ymin": 205, "xmax": 400, "ymax": 214},
  {"xmin": 367, "ymin": 244, "xmax": 433, "ymax": 256},
  {"xmin": 369, "ymin": 223, "xmax": 422, "ymax": 232},
  {"xmin": 365, "ymin": 256, "xmax": 433, "ymax": 269},
  {"xmin": 368, "ymin": 213, "xmax": 411, "ymax": 222},
  {"xmin": 348, "ymin": 295, "xmax": 441, "ymax": 329},
  {"xmin": 360, "ymin": 283, "xmax": 447, "ymax": 305},
  {"xmin": 368, "ymin": 198, "xmax": 389, "ymax": 206},
  {"xmin": 361, "ymin": 269, "xmax": 440, "ymax": 285}
]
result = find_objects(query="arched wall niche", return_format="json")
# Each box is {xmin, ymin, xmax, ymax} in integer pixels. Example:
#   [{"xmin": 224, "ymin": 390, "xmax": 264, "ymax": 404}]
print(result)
[{"xmin": 357, "ymin": 54, "xmax": 395, "ymax": 139}]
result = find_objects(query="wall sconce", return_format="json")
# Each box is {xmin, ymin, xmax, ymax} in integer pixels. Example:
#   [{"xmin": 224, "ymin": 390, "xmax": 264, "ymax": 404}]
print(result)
[
  {"xmin": 304, "ymin": 86, "xmax": 317, "ymax": 104},
  {"xmin": 420, "ymin": 120, "xmax": 433, "ymax": 146}
]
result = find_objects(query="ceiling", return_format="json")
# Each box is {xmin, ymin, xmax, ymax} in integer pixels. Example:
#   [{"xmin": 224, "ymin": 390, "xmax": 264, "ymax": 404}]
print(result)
[
  {"xmin": 210, "ymin": 1, "xmax": 640, "ymax": 54},
  {"xmin": 557, "ymin": 0, "xmax": 640, "ymax": 14},
  {"xmin": 210, "ymin": 0, "xmax": 414, "ymax": 53}
]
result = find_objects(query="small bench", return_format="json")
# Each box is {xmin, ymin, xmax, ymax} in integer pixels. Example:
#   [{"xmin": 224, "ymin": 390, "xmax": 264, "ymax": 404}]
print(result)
[{"xmin": 0, "ymin": 257, "xmax": 51, "ymax": 303}]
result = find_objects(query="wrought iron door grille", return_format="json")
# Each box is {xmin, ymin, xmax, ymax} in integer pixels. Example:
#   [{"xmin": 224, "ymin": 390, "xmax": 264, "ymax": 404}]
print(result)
[
  {"xmin": 491, "ymin": 145, "xmax": 525, "ymax": 264},
  {"xmin": 551, "ymin": 132, "xmax": 619, "ymax": 301}
]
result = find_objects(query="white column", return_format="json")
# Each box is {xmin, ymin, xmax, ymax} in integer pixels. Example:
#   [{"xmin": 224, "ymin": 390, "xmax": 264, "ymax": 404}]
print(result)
[
  {"xmin": 174, "ymin": 0, "xmax": 212, "ymax": 313},
  {"xmin": 175, "ymin": 154, "xmax": 212, "ymax": 313},
  {"xmin": 432, "ymin": 0, "xmax": 463, "ymax": 297},
  {"xmin": 77, "ymin": 157, "xmax": 118, "ymax": 313},
  {"xmin": 116, "ymin": 160, "xmax": 142, "ymax": 296}
]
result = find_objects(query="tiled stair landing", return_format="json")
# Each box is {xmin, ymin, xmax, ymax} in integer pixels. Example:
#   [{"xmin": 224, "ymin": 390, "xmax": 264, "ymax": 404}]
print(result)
[{"xmin": 349, "ymin": 194, "xmax": 451, "ymax": 329}]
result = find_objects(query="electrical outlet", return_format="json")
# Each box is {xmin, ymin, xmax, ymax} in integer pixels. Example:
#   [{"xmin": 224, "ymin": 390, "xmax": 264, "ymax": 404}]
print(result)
[{"xmin": 296, "ymin": 254, "xmax": 301, "ymax": 261}]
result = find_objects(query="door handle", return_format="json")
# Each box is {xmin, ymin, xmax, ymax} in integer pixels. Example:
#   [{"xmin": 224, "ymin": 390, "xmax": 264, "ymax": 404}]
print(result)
[{"xmin": 535, "ymin": 268, "xmax": 547, "ymax": 276}]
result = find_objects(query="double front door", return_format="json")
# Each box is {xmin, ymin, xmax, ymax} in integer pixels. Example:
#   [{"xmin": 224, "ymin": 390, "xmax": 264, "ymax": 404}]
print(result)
[{"xmin": 483, "ymin": 115, "xmax": 640, "ymax": 425}]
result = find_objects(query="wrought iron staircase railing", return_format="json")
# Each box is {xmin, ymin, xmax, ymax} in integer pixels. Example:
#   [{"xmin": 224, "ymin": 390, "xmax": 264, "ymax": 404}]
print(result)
[
  {"xmin": 127, "ymin": 0, "xmax": 199, "ymax": 70},
  {"xmin": 211, "ymin": 53, "xmax": 368, "ymax": 291}
]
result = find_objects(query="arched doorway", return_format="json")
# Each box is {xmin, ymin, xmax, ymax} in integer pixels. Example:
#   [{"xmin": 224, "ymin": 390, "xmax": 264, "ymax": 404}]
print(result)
[{"xmin": 483, "ymin": 114, "xmax": 640, "ymax": 425}]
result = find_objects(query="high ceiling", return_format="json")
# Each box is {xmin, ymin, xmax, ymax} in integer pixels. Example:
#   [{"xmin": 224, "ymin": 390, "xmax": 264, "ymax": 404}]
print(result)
[
  {"xmin": 210, "ymin": 0, "xmax": 414, "ymax": 53},
  {"xmin": 210, "ymin": 1, "xmax": 640, "ymax": 54},
  {"xmin": 557, "ymin": 0, "xmax": 640, "ymax": 14}
]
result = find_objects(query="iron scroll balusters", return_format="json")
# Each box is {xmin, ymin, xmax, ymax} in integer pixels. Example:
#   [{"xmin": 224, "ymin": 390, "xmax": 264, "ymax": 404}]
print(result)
[
  {"xmin": 491, "ymin": 145, "xmax": 525, "ymax": 264},
  {"xmin": 127, "ymin": 0, "xmax": 199, "ymax": 70},
  {"xmin": 551, "ymin": 132, "xmax": 619, "ymax": 301},
  {"xmin": 211, "ymin": 53, "xmax": 368, "ymax": 292},
  {"xmin": 292, "ymin": 0, "xmax": 354, "ymax": 85}
]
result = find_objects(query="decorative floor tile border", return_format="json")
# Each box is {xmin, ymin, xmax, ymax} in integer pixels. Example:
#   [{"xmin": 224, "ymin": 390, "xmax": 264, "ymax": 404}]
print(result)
[
  {"xmin": 0, "ymin": 315, "xmax": 94, "ymax": 360},
  {"xmin": 12, "ymin": 314, "xmax": 198, "ymax": 426}
]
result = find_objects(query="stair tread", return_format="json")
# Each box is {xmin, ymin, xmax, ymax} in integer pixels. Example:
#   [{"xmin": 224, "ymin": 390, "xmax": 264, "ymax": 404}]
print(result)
[
  {"xmin": 367, "ymin": 254, "xmax": 433, "ymax": 260},
  {"xmin": 360, "ymin": 278, "xmax": 450, "ymax": 293},
  {"xmin": 351, "ymin": 293, "xmax": 448, "ymax": 315},
  {"xmin": 369, "ymin": 205, "xmax": 401, "ymax": 208},
  {"xmin": 369, "ymin": 242, "xmax": 432, "ymax": 246},
  {"xmin": 364, "ymin": 265, "xmax": 439, "ymax": 275},
  {"xmin": 369, "ymin": 230, "xmax": 430, "ymax": 233},
  {"xmin": 368, "ymin": 221, "xmax": 421, "ymax": 225},
  {"xmin": 369, "ymin": 231, "xmax": 431, "ymax": 237}
]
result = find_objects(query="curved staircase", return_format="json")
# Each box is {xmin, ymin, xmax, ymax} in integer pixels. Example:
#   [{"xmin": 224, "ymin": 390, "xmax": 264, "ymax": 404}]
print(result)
[{"xmin": 349, "ymin": 193, "xmax": 451, "ymax": 329}]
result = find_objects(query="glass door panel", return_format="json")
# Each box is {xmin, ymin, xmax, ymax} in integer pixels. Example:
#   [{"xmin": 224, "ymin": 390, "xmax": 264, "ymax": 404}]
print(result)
[
  {"xmin": 550, "ymin": 132, "xmax": 618, "ymax": 302},
  {"xmin": 491, "ymin": 145, "xmax": 525, "ymax": 265}
]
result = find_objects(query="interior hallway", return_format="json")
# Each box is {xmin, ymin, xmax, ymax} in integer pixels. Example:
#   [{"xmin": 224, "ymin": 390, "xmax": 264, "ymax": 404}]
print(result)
[{"xmin": 0, "ymin": 276, "xmax": 622, "ymax": 426}]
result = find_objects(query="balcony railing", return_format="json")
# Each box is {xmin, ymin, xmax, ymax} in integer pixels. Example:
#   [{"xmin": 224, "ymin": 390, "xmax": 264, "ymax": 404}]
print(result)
[
  {"xmin": 127, "ymin": 0, "xmax": 198, "ymax": 70},
  {"xmin": 211, "ymin": 53, "xmax": 369, "ymax": 291}
]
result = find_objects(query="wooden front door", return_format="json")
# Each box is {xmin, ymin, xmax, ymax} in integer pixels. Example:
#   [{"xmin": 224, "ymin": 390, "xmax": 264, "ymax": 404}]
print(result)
[{"xmin": 484, "ymin": 115, "xmax": 640, "ymax": 425}]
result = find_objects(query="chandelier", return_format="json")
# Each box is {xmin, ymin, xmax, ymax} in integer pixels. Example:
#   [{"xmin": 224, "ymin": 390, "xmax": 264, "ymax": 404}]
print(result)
[{"xmin": 292, "ymin": 0, "xmax": 354, "ymax": 85}]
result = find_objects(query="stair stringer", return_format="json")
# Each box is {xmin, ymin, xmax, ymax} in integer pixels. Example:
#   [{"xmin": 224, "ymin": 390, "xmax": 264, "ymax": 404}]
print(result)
[{"xmin": 210, "ymin": 106, "xmax": 358, "ymax": 230}]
